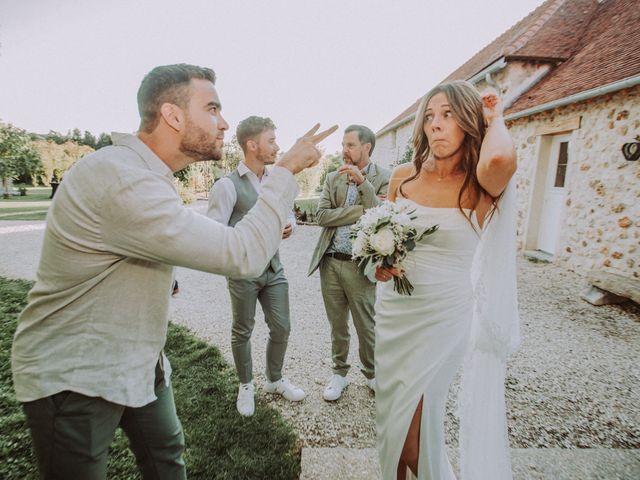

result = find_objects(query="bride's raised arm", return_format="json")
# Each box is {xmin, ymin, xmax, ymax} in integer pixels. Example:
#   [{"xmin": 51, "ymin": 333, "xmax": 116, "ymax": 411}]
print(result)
[{"xmin": 476, "ymin": 90, "xmax": 517, "ymax": 198}]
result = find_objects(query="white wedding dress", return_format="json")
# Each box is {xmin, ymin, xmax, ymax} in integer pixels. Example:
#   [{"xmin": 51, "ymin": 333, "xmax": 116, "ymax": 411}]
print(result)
[
  {"xmin": 375, "ymin": 181, "xmax": 520, "ymax": 480},
  {"xmin": 375, "ymin": 200, "xmax": 480, "ymax": 479}
]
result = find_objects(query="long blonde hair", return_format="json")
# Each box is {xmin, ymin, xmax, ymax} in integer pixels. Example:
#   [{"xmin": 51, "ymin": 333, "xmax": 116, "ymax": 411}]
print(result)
[{"xmin": 399, "ymin": 80, "xmax": 494, "ymax": 228}]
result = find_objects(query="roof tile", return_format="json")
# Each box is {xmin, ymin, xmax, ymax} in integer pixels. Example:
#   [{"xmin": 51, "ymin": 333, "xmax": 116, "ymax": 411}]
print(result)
[
  {"xmin": 507, "ymin": 0, "xmax": 640, "ymax": 114},
  {"xmin": 379, "ymin": 0, "xmax": 640, "ymax": 133}
]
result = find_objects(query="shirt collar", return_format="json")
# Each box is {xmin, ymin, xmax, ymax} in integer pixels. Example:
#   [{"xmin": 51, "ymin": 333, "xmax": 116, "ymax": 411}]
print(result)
[
  {"xmin": 238, "ymin": 161, "xmax": 251, "ymax": 177},
  {"xmin": 238, "ymin": 161, "xmax": 269, "ymax": 180},
  {"xmin": 111, "ymin": 132, "xmax": 174, "ymax": 179}
]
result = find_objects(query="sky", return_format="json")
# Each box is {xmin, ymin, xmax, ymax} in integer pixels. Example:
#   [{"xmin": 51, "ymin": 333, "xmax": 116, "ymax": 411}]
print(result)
[{"xmin": 0, "ymin": 0, "xmax": 544, "ymax": 156}]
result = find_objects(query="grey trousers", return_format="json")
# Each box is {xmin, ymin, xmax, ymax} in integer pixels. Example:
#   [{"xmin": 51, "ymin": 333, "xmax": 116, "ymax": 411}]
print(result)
[
  {"xmin": 22, "ymin": 363, "xmax": 185, "ymax": 480},
  {"xmin": 228, "ymin": 266, "xmax": 290, "ymax": 384},
  {"xmin": 320, "ymin": 256, "xmax": 376, "ymax": 379}
]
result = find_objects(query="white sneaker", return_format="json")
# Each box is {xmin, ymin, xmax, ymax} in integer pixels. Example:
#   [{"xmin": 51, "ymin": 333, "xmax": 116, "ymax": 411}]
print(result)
[
  {"xmin": 365, "ymin": 377, "xmax": 376, "ymax": 393},
  {"xmin": 236, "ymin": 382, "xmax": 255, "ymax": 417},
  {"xmin": 264, "ymin": 377, "xmax": 306, "ymax": 401},
  {"xmin": 323, "ymin": 374, "xmax": 348, "ymax": 401}
]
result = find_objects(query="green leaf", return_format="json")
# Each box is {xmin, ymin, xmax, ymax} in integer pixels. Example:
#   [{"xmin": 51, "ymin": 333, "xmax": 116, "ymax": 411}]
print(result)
[
  {"xmin": 363, "ymin": 260, "xmax": 376, "ymax": 279},
  {"xmin": 416, "ymin": 224, "xmax": 439, "ymax": 241},
  {"xmin": 375, "ymin": 219, "xmax": 390, "ymax": 230}
]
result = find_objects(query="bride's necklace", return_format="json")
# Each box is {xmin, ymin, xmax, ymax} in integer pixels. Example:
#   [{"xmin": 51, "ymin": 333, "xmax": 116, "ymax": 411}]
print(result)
[
  {"xmin": 424, "ymin": 158, "xmax": 464, "ymax": 182},
  {"xmin": 432, "ymin": 169, "xmax": 464, "ymax": 182}
]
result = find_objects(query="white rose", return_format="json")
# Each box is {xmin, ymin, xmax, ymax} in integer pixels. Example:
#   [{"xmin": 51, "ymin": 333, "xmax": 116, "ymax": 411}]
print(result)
[
  {"xmin": 369, "ymin": 228, "xmax": 396, "ymax": 256},
  {"xmin": 391, "ymin": 212, "xmax": 412, "ymax": 227},
  {"xmin": 360, "ymin": 213, "xmax": 378, "ymax": 229}
]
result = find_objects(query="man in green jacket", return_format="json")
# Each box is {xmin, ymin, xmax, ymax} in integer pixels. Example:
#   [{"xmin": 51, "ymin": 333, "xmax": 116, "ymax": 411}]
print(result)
[{"xmin": 308, "ymin": 125, "xmax": 391, "ymax": 401}]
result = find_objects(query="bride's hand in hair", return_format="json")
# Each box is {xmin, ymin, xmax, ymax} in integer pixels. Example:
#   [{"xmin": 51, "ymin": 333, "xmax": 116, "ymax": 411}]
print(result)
[{"xmin": 481, "ymin": 88, "xmax": 504, "ymax": 125}]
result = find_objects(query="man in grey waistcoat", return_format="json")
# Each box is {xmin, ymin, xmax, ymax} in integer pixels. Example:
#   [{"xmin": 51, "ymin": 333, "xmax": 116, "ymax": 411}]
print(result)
[
  {"xmin": 208, "ymin": 116, "xmax": 305, "ymax": 416},
  {"xmin": 308, "ymin": 125, "xmax": 391, "ymax": 401}
]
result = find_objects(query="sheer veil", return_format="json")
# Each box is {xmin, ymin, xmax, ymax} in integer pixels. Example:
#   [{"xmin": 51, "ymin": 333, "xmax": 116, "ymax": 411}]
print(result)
[{"xmin": 458, "ymin": 179, "xmax": 521, "ymax": 479}]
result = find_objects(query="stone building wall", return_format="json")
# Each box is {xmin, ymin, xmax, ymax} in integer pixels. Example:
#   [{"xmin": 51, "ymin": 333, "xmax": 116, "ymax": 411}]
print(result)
[
  {"xmin": 374, "ymin": 122, "xmax": 414, "ymax": 170},
  {"xmin": 508, "ymin": 85, "xmax": 640, "ymax": 279}
]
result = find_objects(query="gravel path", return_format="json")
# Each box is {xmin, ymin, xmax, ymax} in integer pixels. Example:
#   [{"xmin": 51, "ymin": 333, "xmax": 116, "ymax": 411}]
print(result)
[{"xmin": 2, "ymin": 204, "xmax": 639, "ymax": 452}]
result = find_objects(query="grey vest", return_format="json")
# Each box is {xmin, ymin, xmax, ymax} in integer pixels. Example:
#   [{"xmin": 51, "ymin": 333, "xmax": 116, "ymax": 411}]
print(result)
[{"xmin": 227, "ymin": 170, "xmax": 281, "ymax": 273}]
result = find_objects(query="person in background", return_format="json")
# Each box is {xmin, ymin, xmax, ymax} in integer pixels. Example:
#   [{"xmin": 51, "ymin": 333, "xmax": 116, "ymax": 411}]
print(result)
[
  {"xmin": 208, "ymin": 116, "xmax": 305, "ymax": 417},
  {"xmin": 308, "ymin": 124, "xmax": 391, "ymax": 402}
]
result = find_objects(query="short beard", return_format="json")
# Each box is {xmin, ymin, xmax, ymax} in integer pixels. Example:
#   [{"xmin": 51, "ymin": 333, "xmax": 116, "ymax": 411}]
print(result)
[
  {"xmin": 179, "ymin": 118, "xmax": 222, "ymax": 162},
  {"xmin": 256, "ymin": 147, "xmax": 275, "ymax": 165},
  {"xmin": 343, "ymin": 152, "xmax": 362, "ymax": 166}
]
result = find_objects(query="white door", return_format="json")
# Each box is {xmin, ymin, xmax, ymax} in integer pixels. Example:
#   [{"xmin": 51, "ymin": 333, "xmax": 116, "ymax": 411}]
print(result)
[{"xmin": 537, "ymin": 134, "xmax": 570, "ymax": 254}]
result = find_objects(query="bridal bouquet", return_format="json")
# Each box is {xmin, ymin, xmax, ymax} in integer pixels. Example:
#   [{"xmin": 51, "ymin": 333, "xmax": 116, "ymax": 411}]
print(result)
[{"xmin": 350, "ymin": 201, "xmax": 438, "ymax": 295}]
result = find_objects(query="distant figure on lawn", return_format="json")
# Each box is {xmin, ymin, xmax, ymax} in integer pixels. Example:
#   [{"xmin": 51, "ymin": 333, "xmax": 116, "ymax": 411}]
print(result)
[{"xmin": 49, "ymin": 170, "xmax": 61, "ymax": 199}]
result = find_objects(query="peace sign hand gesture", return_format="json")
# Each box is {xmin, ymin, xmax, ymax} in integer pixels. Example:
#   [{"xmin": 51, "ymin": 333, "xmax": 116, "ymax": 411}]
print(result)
[{"xmin": 277, "ymin": 123, "xmax": 339, "ymax": 175}]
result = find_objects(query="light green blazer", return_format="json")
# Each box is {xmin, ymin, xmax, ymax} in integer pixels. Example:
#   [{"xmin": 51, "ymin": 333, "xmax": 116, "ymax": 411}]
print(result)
[{"xmin": 307, "ymin": 162, "xmax": 391, "ymax": 276}]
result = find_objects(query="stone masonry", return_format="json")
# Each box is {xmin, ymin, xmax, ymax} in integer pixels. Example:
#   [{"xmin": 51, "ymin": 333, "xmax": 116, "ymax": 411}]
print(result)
[{"xmin": 508, "ymin": 85, "xmax": 640, "ymax": 279}]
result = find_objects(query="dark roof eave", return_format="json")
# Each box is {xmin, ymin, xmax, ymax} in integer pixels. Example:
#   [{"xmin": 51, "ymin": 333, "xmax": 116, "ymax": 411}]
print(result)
[
  {"xmin": 503, "ymin": 54, "xmax": 567, "ymax": 64},
  {"xmin": 505, "ymin": 74, "xmax": 640, "ymax": 120}
]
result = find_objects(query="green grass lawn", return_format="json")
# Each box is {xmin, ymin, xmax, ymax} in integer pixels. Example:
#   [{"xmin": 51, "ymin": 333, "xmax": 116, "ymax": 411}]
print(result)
[
  {"xmin": 0, "ymin": 277, "xmax": 301, "ymax": 480},
  {"xmin": 294, "ymin": 197, "xmax": 319, "ymax": 214},
  {"xmin": 294, "ymin": 197, "xmax": 319, "ymax": 224},
  {"xmin": 0, "ymin": 187, "xmax": 52, "ymax": 221}
]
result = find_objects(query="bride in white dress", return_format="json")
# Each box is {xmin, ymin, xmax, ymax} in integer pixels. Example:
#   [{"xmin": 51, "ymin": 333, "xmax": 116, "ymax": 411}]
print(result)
[{"xmin": 374, "ymin": 80, "xmax": 519, "ymax": 480}]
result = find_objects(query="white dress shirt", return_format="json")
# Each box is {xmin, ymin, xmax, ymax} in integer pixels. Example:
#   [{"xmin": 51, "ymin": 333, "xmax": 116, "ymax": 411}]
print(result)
[{"xmin": 207, "ymin": 161, "xmax": 297, "ymax": 229}]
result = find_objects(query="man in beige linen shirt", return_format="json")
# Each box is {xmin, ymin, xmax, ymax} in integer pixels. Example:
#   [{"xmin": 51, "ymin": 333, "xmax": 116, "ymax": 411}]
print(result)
[{"xmin": 11, "ymin": 63, "xmax": 336, "ymax": 479}]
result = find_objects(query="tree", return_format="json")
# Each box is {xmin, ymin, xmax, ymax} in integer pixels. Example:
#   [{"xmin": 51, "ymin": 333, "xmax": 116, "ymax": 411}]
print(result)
[
  {"xmin": 188, "ymin": 161, "xmax": 218, "ymax": 193},
  {"xmin": 392, "ymin": 143, "xmax": 414, "ymax": 168},
  {"xmin": 70, "ymin": 128, "xmax": 83, "ymax": 144},
  {"xmin": 32, "ymin": 138, "xmax": 93, "ymax": 185},
  {"xmin": 95, "ymin": 132, "xmax": 112, "ymax": 149},
  {"xmin": 296, "ymin": 163, "xmax": 323, "ymax": 197},
  {"xmin": 0, "ymin": 123, "xmax": 43, "ymax": 197},
  {"xmin": 82, "ymin": 131, "xmax": 97, "ymax": 149},
  {"xmin": 173, "ymin": 137, "xmax": 243, "ymax": 194},
  {"xmin": 317, "ymin": 152, "xmax": 342, "ymax": 191},
  {"xmin": 46, "ymin": 130, "xmax": 67, "ymax": 145},
  {"xmin": 173, "ymin": 166, "xmax": 190, "ymax": 184},
  {"xmin": 221, "ymin": 135, "xmax": 243, "ymax": 175},
  {"xmin": 13, "ymin": 147, "xmax": 43, "ymax": 184}
]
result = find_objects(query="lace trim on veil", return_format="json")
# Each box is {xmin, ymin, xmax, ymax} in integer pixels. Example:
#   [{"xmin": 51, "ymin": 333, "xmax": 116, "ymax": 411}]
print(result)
[{"xmin": 458, "ymin": 180, "xmax": 521, "ymax": 479}]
